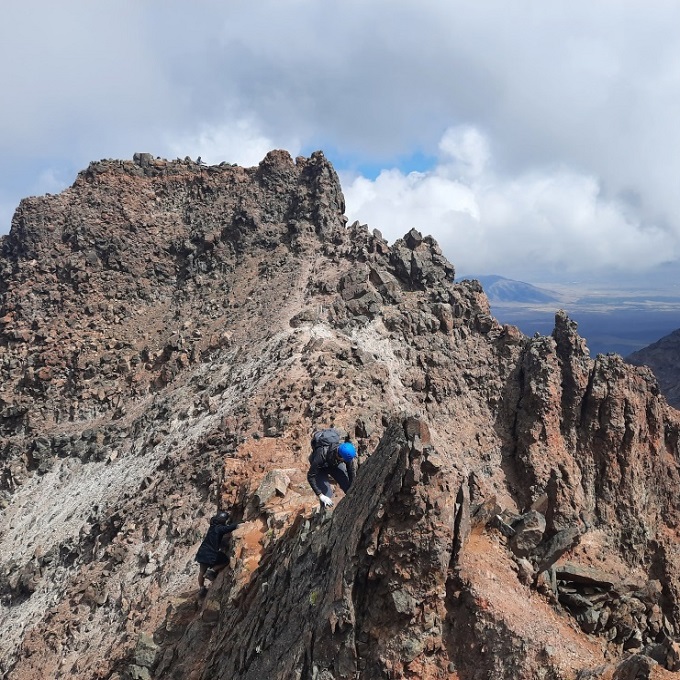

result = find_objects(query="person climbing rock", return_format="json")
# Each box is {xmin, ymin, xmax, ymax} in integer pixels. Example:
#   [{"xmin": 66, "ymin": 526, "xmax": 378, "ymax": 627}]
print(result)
[
  {"xmin": 307, "ymin": 428, "xmax": 357, "ymax": 508},
  {"xmin": 195, "ymin": 510, "xmax": 240, "ymax": 597}
]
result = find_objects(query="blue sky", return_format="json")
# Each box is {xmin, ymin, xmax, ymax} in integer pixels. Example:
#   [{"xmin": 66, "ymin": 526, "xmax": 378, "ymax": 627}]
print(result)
[{"xmin": 2, "ymin": 0, "xmax": 680, "ymax": 286}]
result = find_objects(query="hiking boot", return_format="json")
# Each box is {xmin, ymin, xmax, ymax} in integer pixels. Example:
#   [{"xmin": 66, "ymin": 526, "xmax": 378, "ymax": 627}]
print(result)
[
  {"xmin": 198, "ymin": 586, "xmax": 208, "ymax": 598},
  {"xmin": 205, "ymin": 568, "xmax": 218, "ymax": 581}
]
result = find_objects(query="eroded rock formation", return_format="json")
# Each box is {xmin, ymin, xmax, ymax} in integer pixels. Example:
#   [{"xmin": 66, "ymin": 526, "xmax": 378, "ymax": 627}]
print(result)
[
  {"xmin": 1, "ymin": 151, "xmax": 680, "ymax": 679},
  {"xmin": 627, "ymin": 328, "xmax": 680, "ymax": 409}
]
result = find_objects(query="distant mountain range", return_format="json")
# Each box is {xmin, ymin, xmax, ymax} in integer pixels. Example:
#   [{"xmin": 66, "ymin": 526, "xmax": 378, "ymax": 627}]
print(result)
[
  {"xmin": 459, "ymin": 274, "xmax": 561, "ymax": 303},
  {"xmin": 464, "ymin": 274, "xmax": 680, "ymax": 409},
  {"xmin": 458, "ymin": 274, "xmax": 680, "ymax": 359}
]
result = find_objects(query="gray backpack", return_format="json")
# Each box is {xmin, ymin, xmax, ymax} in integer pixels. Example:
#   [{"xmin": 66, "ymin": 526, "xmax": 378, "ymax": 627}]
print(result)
[{"xmin": 310, "ymin": 429, "xmax": 341, "ymax": 461}]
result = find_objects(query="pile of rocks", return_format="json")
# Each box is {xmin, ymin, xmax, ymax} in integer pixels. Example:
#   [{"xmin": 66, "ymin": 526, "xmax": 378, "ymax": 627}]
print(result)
[
  {"xmin": 551, "ymin": 565, "xmax": 676, "ymax": 661},
  {"xmin": 487, "ymin": 505, "xmax": 680, "ymax": 670}
]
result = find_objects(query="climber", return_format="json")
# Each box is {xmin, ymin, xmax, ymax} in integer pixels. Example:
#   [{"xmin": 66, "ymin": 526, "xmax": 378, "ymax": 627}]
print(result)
[
  {"xmin": 307, "ymin": 428, "xmax": 357, "ymax": 509},
  {"xmin": 195, "ymin": 510, "xmax": 240, "ymax": 597}
]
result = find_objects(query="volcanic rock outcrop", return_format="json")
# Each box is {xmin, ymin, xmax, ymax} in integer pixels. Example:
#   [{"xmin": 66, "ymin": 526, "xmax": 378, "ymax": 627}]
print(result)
[
  {"xmin": 627, "ymin": 328, "xmax": 680, "ymax": 409},
  {"xmin": 1, "ymin": 151, "xmax": 680, "ymax": 679}
]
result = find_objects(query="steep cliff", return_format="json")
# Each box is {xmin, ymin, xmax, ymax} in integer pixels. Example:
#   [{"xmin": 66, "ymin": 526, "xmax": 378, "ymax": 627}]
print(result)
[
  {"xmin": 627, "ymin": 329, "xmax": 680, "ymax": 409},
  {"xmin": 1, "ymin": 151, "xmax": 680, "ymax": 680}
]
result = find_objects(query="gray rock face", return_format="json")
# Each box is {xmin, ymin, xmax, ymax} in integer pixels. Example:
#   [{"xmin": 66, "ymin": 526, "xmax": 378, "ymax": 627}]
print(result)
[
  {"xmin": 627, "ymin": 327, "xmax": 680, "ymax": 408},
  {"xmin": 509, "ymin": 510, "xmax": 546, "ymax": 557},
  {"xmin": 161, "ymin": 419, "xmax": 460, "ymax": 680},
  {"xmin": 535, "ymin": 526, "xmax": 582, "ymax": 574}
]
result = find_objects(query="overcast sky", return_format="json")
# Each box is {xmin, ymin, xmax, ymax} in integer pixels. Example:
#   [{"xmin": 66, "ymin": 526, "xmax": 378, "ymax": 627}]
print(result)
[{"xmin": 2, "ymin": 0, "xmax": 680, "ymax": 286}]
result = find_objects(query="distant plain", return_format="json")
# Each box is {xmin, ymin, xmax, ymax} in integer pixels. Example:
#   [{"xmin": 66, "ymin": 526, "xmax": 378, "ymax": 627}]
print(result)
[{"xmin": 470, "ymin": 277, "xmax": 680, "ymax": 357}]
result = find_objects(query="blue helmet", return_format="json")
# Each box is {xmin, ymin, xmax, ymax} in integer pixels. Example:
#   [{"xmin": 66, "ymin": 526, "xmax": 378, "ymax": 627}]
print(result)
[{"xmin": 338, "ymin": 442, "xmax": 357, "ymax": 462}]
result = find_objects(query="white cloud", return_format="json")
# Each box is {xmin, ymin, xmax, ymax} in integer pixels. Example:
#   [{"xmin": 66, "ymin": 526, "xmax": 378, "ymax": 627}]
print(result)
[
  {"xmin": 344, "ymin": 127, "xmax": 678, "ymax": 281},
  {"xmin": 1, "ymin": 1, "xmax": 680, "ymax": 283},
  {"xmin": 438, "ymin": 127, "xmax": 490, "ymax": 180},
  {"xmin": 0, "ymin": 2, "xmax": 165, "ymax": 154},
  {"xmin": 167, "ymin": 117, "xmax": 301, "ymax": 168},
  {"xmin": 33, "ymin": 168, "xmax": 71, "ymax": 196}
]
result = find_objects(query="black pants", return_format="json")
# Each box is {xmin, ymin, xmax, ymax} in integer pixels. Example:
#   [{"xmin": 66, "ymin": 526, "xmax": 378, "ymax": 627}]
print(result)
[{"xmin": 314, "ymin": 463, "xmax": 350, "ymax": 497}]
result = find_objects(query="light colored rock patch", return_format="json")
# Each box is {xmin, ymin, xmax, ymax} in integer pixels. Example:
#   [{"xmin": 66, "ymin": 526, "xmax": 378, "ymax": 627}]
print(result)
[{"xmin": 350, "ymin": 320, "xmax": 412, "ymax": 411}]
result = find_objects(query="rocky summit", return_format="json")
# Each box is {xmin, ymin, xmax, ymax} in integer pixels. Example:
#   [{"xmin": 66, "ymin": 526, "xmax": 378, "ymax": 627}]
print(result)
[{"xmin": 1, "ymin": 151, "xmax": 680, "ymax": 680}]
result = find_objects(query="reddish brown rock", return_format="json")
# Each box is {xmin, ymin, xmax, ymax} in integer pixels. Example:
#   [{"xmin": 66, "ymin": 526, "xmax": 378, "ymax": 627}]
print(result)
[{"xmin": 1, "ymin": 152, "xmax": 680, "ymax": 680}]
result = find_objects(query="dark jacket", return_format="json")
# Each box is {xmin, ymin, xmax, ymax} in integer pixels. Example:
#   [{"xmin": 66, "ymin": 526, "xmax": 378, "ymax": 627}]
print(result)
[
  {"xmin": 307, "ymin": 443, "xmax": 357, "ymax": 496},
  {"xmin": 195, "ymin": 522, "xmax": 239, "ymax": 565}
]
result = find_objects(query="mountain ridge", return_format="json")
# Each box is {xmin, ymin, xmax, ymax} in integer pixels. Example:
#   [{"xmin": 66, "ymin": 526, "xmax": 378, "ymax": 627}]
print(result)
[
  {"xmin": 1, "ymin": 151, "xmax": 680, "ymax": 679},
  {"xmin": 460, "ymin": 274, "xmax": 561, "ymax": 304}
]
